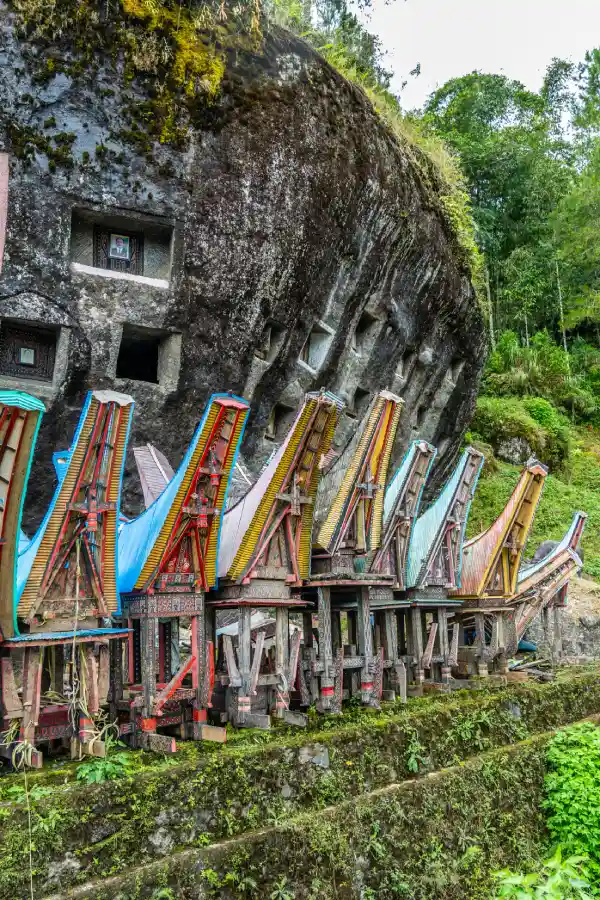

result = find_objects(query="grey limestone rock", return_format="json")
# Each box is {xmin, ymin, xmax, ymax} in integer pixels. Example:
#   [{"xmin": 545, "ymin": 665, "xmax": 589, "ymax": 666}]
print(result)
[{"xmin": 0, "ymin": 6, "xmax": 486, "ymax": 526}]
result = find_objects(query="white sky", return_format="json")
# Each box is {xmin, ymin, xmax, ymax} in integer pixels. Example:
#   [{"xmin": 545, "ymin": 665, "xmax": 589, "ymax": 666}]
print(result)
[{"xmin": 357, "ymin": 0, "xmax": 600, "ymax": 110}]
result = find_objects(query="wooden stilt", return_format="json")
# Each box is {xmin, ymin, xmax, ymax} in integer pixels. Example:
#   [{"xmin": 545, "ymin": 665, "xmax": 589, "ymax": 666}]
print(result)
[
  {"xmin": 317, "ymin": 587, "xmax": 334, "ymax": 711},
  {"xmin": 140, "ymin": 617, "xmax": 158, "ymax": 720},
  {"xmin": 21, "ymin": 648, "xmax": 42, "ymax": 745},
  {"xmin": 474, "ymin": 613, "xmax": 488, "ymax": 677},
  {"xmin": 237, "ymin": 607, "xmax": 252, "ymax": 725},
  {"xmin": 410, "ymin": 607, "xmax": 425, "ymax": 685},
  {"xmin": 357, "ymin": 587, "xmax": 374, "ymax": 705},
  {"xmin": 274, "ymin": 607, "xmax": 289, "ymax": 718}
]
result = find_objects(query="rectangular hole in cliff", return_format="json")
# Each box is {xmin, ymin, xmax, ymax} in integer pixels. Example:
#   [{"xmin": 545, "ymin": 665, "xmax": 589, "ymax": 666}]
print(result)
[
  {"xmin": 70, "ymin": 208, "xmax": 173, "ymax": 286},
  {"xmin": 116, "ymin": 324, "xmax": 181, "ymax": 390},
  {"xmin": 351, "ymin": 311, "xmax": 379, "ymax": 356},
  {"xmin": 348, "ymin": 386, "xmax": 370, "ymax": 419},
  {"xmin": 255, "ymin": 320, "xmax": 285, "ymax": 364},
  {"xmin": 450, "ymin": 358, "xmax": 464, "ymax": 383},
  {"xmin": 0, "ymin": 320, "xmax": 58, "ymax": 383},
  {"xmin": 416, "ymin": 405, "xmax": 427, "ymax": 428},
  {"xmin": 265, "ymin": 402, "xmax": 296, "ymax": 442},
  {"xmin": 299, "ymin": 321, "xmax": 334, "ymax": 372},
  {"xmin": 397, "ymin": 349, "xmax": 416, "ymax": 380}
]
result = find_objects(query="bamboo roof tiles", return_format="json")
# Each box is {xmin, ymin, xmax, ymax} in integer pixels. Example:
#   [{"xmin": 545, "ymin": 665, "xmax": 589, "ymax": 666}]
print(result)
[
  {"xmin": 451, "ymin": 460, "xmax": 548, "ymax": 601},
  {"xmin": 218, "ymin": 390, "xmax": 342, "ymax": 584},
  {"xmin": 313, "ymin": 390, "xmax": 403, "ymax": 561},
  {"xmin": 0, "ymin": 391, "xmax": 45, "ymax": 639}
]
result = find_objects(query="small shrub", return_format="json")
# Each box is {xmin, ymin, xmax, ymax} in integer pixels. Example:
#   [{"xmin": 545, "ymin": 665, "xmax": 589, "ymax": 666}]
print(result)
[
  {"xmin": 543, "ymin": 723, "xmax": 600, "ymax": 883},
  {"xmin": 76, "ymin": 750, "xmax": 134, "ymax": 784},
  {"xmin": 472, "ymin": 396, "xmax": 571, "ymax": 469},
  {"xmin": 494, "ymin": 847, "xmax": 592, "ymax": 898}
]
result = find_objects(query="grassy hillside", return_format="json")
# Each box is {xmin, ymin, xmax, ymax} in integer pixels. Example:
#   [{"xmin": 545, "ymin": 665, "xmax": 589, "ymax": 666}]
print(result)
[{"xmin": 467, "ymin": 427, "xmax": 600, "ymax": 580}]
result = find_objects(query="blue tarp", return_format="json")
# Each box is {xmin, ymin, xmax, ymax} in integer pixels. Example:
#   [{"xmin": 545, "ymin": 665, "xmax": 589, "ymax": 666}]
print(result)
[{"xmin": 118, "ymin": 393, "xmax": 247, "ymax": 594}]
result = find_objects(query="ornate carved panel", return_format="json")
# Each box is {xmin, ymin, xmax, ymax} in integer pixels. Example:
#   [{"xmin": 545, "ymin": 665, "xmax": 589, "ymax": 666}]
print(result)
[{"xmin": 0, "ymin": 323, "xmax": 57, "ymax": 381}]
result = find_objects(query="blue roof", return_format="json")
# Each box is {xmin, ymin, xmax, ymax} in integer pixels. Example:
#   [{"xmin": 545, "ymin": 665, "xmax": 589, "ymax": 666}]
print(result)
[
  {"xmin": 0, "ymin": 391, "xmax": 45, "ymax": 413},
  {"xmin": 383, "ymin": 440, "xmax": 436, "ymax": 528},
  {"xmin": 5, "ymin": 628, "xmax": 130, "ymax": 642},
  {"xmin": 519, "ymin": 511, "xmax": 586, "ymax": 582},
  {"xmin": 118, "ymin": 393, "xmax": 248, "ymax": 594},
  {"xmin": 406, "ymin": 448, "xmax": 483, "ymax": 589}
]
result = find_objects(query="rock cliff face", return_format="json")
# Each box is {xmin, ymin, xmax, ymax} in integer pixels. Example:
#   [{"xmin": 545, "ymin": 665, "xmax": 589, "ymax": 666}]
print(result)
[{"xmin": 0, "ymin": 2, "xmax": 486, "ymax": 526}]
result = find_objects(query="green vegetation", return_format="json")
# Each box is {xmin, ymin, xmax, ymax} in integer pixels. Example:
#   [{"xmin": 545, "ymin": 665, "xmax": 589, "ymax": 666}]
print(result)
[
  {"xmin": 2, "ymin": 672, "xmax": 600, "ymax": 898},
  {"xmin": 544, "ymin": 723, "xmax": 600, "ymax": 885},
  {"xmin": 493, "ymin": 721, "xmax": 600, "ymax": 897},
  {"xmin": 494, "ymin": 848, "xmax": 593, "ymax": 899}
]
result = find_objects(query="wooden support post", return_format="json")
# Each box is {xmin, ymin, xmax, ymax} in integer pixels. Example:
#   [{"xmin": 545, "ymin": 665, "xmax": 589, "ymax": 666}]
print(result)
[
  {"xmin": 410, "ymin": 607, "xmax": 425, "ymax": 686},
  {"xmin": 237, "ymin": 606, "xmax": 252, "ymax": 725},
  {"xmin": 98, "ymin": 644, "xmax": 110, "ymax": 704},
  {"xmin": 357, "ymin": 587, "xmax": 374, "ymax": 705},
  {"xmin": 140, "ymin": 617, "xmax": 158, "ymax": 720},
  {"xmin": 495, "ymin": 614, "xmax": 509, "ymax": 676},
  {"xmin": 274, "ymin": 607, "xmax": 289, "ymax": 718},
  {"xmin": 553, "ymin": 605, "xmax": 563, "ymax": 661},
  {"xmin": 317, "ymin": 587, "xmax": 334, "ymax": 711},
  {"xmin": 21, "ymin": 648, "xmax": 42, "ymax": 745},
  {"xmin": 83, "ymin": 645, "xmax": 100, "ymax": 715},
  {"xmin": 382, "ymin": 610, "xmax": 399, "ymax": 700},
  {"xmin": 474, "ymin": 613, "xmax": 488, "ymax": 677},
  {"xmin": 438, "ymin": 608, "xmax": 451, "ymax": 684},
  {"xmin": 448, "ymin": 622, "xmax": 460, "ymax": 669}
]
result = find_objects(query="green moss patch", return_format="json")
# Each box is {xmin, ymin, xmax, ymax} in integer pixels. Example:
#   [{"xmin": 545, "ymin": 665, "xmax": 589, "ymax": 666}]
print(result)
[
  {"xmin": 55, "ymin": 731, "xmax": 558, "ymax": 899},
  {"xmin": 9, "ymin": 0, "xmax": 259, "ymax": 158},
  {"xmin": 2, "ymin": 671, "xmax": 600, "ymax": 898}
]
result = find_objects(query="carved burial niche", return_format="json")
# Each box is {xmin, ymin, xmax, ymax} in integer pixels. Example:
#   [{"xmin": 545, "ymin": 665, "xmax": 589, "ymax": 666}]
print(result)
[
  {"xmin": 70, "ymin": 208, "xmax": 173, "ymax": 283},
  {"xmin": 0, "ymin": 320, "xmax": 57, "ymax": 382},
  {"xmin": 117, "ymin": 325, "xmax": 160, "ymax": 383},
  {"xmin": 265, "ymin": 402, "xmax": 296, "ymax": 441}
]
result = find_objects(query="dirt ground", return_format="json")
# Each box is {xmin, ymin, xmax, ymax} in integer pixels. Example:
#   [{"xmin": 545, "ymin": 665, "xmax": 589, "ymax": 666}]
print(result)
[{"xmin": 566, "ymin": 576, "xmax": 600, "ymax": 616}]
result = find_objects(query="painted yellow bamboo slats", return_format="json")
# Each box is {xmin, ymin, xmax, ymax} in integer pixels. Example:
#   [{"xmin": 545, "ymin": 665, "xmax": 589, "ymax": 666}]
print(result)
[
  {"xmin": 226, "ymin": 393, "xmax": 339, "ymax": 583},
  {"xmin": 136, "ymin": 404, "xmax": 220, "ymax": 589},
  {"xmin": 452, "ymin": 461, "xmax": 547, "ymax": 600},
  {"xmin": 18, "ymin": 403, "xmax": 97, "ymax": 619},
  {"xmin": 204, "ymin": 409, "xmax": 247, "ymax": 586},
  {"xmin": 315, "ymin": 391, "xmax": 402, "ymax": 555},
  {"xmin": 298, "ymin": 405, "xmax": 337, "ymax": 578},
  {"xmin": 369, "ymin": 400, "xmax": 402, "ymax": 555},
  {"xmin": 0, "ymin": 393, "xmax": 44, "ymax": 639},
  {"xmin": 227, "ymin": 402, "xmax": 314, "ymax": 581}
]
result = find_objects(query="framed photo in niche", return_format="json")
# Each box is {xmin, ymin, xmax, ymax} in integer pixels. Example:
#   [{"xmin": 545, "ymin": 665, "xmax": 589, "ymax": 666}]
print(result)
[
  {"xmin": 19, "ymin": 346, "xmax": 35, "ymax": 366},
  {"xmin": 109, "ymin": 234, "xmax": 131, "ymax": 261}
]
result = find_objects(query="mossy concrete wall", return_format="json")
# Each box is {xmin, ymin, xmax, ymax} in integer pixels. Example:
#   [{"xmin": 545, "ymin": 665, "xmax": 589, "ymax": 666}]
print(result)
[
  {"xmin": 1, "ymin": 672, "xmax": 600, "ymax": 898},
  {"xmin": 54, "ymin": 733, "xmax": 554, "ymax": 900}
]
